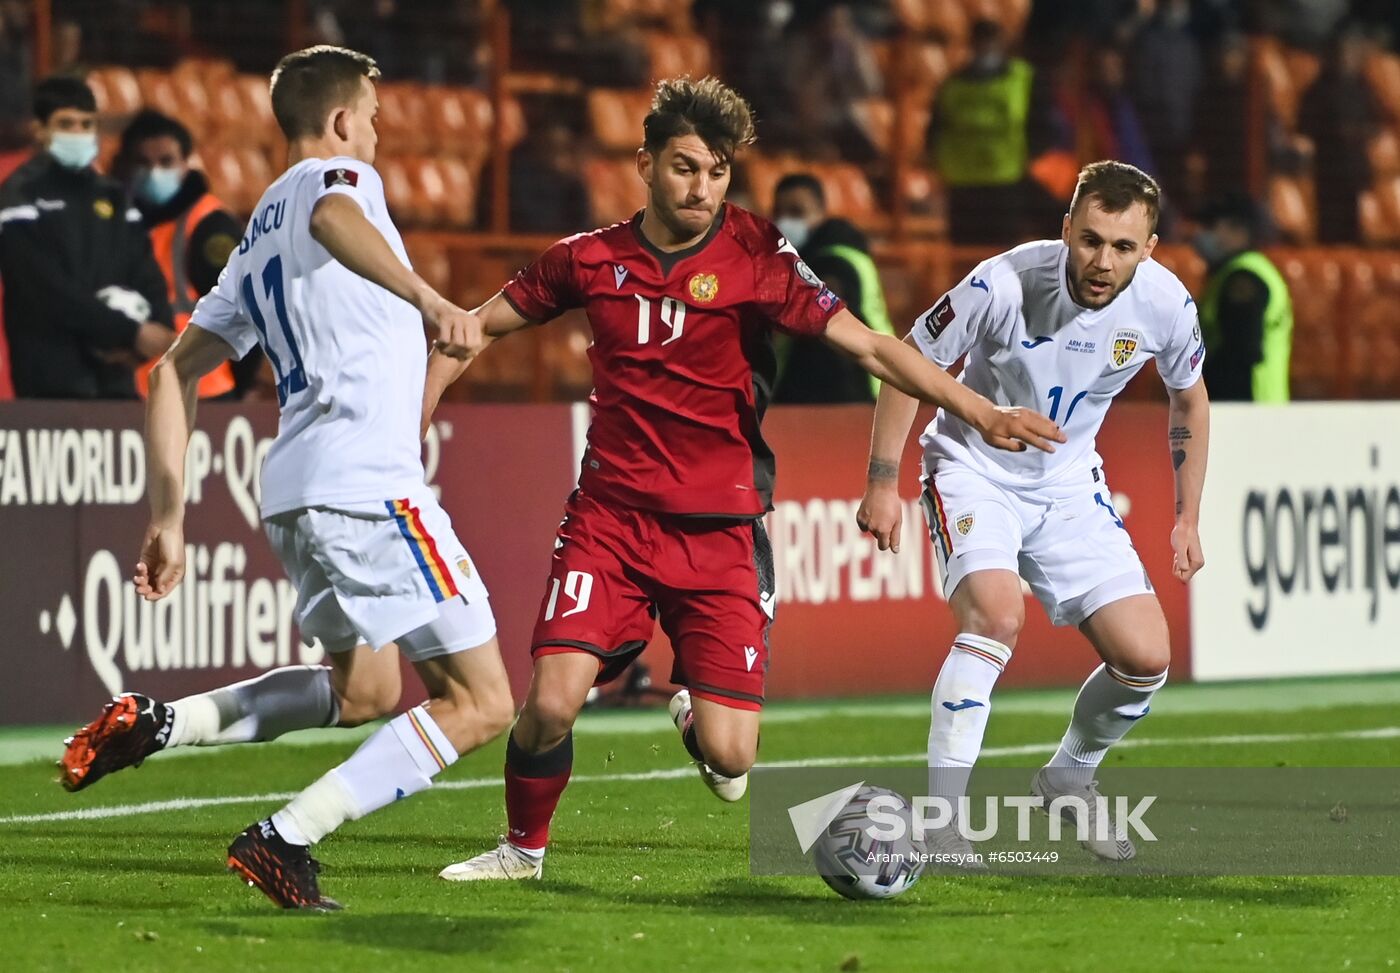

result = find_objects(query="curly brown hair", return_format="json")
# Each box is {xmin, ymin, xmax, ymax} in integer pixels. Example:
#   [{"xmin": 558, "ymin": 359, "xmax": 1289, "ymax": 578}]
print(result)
[{"xmin": 643, "ymin": 76, "xmax": 757, "ymax": 165}]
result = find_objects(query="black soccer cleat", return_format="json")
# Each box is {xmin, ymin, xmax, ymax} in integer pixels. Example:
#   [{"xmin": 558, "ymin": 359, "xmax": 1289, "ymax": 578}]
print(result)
[
  {"xmin": 59, "ymin": 693, "xmax": 171, "ymax": 792},
  {"xmin": 227, "ymin": 821, "xmax": 342, "ymax": 911}
]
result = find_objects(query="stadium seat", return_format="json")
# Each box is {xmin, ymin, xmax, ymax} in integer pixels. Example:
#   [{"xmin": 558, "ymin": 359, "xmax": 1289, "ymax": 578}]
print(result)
[
  {"xmin": 922, "ymin": 0, "xmax": 970, "ymax": 47},
  {"xmin": 378, "ymin": 156, "xmax": 416, "ymax": 225},
  {"xmin": 851, "ymin": 98, "xmax": 931, "ymax": 162},
  {"xmin": 642, "ymin": 31, "xmax": 711, "ymax": 81},
  {"xmin": 404, "ymin": 237, "xmax": 451, "ymax": 297},
  {"xmin": 588, "ymin": 89, "xmax": 651, "ymax": 153},
  {"xmin": 86, "ymin": 66, "xmax": 142, "ymax": 115},
  {"xmin": 1254, "ymin": 37, "xmax": 1303, "ymax": 129},
  {"xmin": 583, "ymin": 156, "xmax": 646, "ymax": 226},
  {"xmin": 1268, "ymin": 174, "xmax": 1316, "ymax": 244},
  {"xmin": 377, "ymin": 83, "xmax": 432, "ymax": 156},
  {"xmin": 1350, "ymin": 256, "xmax": 1400, "ymax": 397},
  {"xmin": 1368, "ymin": 129, "xmax": 1400, "ymax": 180},
  {"xmin": 199, "ymin": 146, "xmax": 249, "ymax": 215},
  {"xmin": 1280, "ymin": 252, "xmax": 1344, "ymax": 398},
  {"xmin": 1365, "ymin": 51, "xmax": 1400, "ymax": 124}
]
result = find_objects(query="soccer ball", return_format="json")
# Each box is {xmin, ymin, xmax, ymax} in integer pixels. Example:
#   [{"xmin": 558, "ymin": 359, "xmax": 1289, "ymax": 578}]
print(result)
[{"xmin": 812, "ymin": 784, "xmax": 925, "ymax": 900}]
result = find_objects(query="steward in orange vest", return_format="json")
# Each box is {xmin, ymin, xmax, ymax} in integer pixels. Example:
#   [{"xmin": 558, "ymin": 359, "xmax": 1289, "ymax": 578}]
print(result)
[{"xmin": 117, "ymin": 111, "xmax": 245, "ymax": 398}]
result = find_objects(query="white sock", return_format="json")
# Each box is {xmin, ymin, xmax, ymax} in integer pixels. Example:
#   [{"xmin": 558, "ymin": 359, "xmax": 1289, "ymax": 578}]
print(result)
[
  {"xmin": 272, "ymin": 705, "xmax": 457, "ymax": 846},
  {"xmin": 928, "ymin": 634, "xmax": 1012, "ymax": 803},
  {"xmin": 1047, "ymin": 663, "xmax": 1168, "ymax": 780},
  {"xmin": 166, "ymin": 665, "xmax": 339, "ymax": 747}
]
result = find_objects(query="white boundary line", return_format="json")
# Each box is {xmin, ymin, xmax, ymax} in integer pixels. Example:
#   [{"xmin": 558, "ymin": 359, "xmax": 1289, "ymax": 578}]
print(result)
[{"xmin": 3, "ymin": 725, "xmax": 1397, "ymax": 826}]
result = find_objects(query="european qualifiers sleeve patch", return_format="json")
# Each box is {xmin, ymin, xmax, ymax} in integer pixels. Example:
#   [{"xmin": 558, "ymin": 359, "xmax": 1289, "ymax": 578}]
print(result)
[
  {"xmin": 923, "ymin": 295, "xmax": 955, "ymax": 340},
  {"xmin": 324, "ymin": 167, "xmax": 359, "ymax": 189}
]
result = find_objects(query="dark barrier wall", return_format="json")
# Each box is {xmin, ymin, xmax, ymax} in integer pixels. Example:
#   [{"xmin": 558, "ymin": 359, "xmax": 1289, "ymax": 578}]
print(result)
[{"xmin": 0, "ymin": 401, "xmax": 1183, "ymax": 724}]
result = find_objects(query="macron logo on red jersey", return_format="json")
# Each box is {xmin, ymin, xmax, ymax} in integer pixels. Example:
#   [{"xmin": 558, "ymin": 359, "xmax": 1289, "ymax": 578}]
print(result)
[{"xmin": 613, "ymin": 265, "xmax": 628, "ymax": 289}]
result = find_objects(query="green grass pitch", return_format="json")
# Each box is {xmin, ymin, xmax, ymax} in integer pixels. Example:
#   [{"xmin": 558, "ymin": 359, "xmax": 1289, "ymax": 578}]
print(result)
[{"xmin": 2, "ymin": 676, "xmax": 1398, "ymax": 972}]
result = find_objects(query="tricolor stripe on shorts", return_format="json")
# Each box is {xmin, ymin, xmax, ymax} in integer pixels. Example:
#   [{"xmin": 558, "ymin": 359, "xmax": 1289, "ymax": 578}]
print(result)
[
  {"xmin": 926, "ymin": 482, "xmax": 954, "ymax": 560},
  {"xmin": 406, "ymin": 708, "xmax": 449, "ymax": 770},
  {"xmin": 386, "ymin": 498, "xmax": 459, "ymax": 603}
]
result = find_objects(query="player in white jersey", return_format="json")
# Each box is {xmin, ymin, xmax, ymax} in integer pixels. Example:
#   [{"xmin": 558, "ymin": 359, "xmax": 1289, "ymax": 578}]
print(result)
[
  {"xmin": 58, "ymin": 47, "xmax": 514, "ymax": 909},
  {"xmin": 856, "ymin": 162, "xmax": 1210, "ymax": 862}
]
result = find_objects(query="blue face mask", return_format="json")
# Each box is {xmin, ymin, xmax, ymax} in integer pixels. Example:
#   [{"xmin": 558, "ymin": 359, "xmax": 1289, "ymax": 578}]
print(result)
[
  {"xmin": 138, "ymin": 166, "xmax": 185, "ymax": 206},
  {"xmin": 48, "ymin": 131, "xmax": 98, "ymax": 170}
]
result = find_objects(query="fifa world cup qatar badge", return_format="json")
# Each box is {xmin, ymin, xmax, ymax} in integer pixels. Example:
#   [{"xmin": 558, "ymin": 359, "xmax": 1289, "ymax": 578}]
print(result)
[{"xmin": 325, "ymin": 168, "xmax": 359, "ymax": 188}]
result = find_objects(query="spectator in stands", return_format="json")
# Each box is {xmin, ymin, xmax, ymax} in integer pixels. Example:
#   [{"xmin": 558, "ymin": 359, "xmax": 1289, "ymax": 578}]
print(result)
[
  {"xmin": 785, "ymin": 3, "xmax": 883, "ymax": 162},
  {"xmin": 113, "ymin": 110, "xmax": 252, "ymax": 399},
  {"xmin": 479, "ymin": 121, "xmax": 591, "ymax": 234},
  {"xmin": 769, "ymin": 172, "xmax": 894, "ymax": 403},
  {"xmin": 927, "ymin": 18, "xmax": 1037, "ymax": 244},
  {"xmin": 1187, "ymin": 32, "xmax": 1253, "ymax": 213},
  {"xmin": 1194, "ymin": 193, "xmax": 1293, "ymax": 403},
  {"xmin": 0, "ymin": 2, "xmax": 31, "ymax": 151},
  {"xmin": 1128, "ymin": 0, "xmax": 1201, "ymax": 204},
  {"xmin": 1298, "ymin": 22, "xmax": 1384, "ymax": 244},
  {"xmin": 0, "ymin": 77, "xmax": 173, "ymax": 399}
]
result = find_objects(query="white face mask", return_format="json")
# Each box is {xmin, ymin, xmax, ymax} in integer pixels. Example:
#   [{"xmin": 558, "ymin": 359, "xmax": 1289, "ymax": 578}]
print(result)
[
  {"xmin": 775, "ymin": 216, "xmax": 811, "ymax": 250},
  {"xmin": 48, "ymin": 131, "xmax": 98, "ymax": 170},
  {"xmin": 138, "ymin": 166, "xmax": 184, "ymax": 206}
]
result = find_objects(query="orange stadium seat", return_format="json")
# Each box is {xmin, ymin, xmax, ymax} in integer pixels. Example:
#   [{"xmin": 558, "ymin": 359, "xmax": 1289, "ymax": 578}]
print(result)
[
  {"xmin": 922, "ymin": 0, "xmax": 970, "ymax": 46},
  {"xmin": 199, "ymin": 146, "xmax": 251, "ymax": 215},
  {"xmin": 642, "ymin": 31, "xmax": 710, "ymax": 81},
  {"xmin": 1350, "ymin": 256, "xmax": 1400, "ymax": 397},
  {"xmin": 405, "ymin": 237, "xmax": 451, "ymax": 297},
  {"xmin": 588, "ymin": 89, "xmax": 651, "ymax": 153},
  {"xmin": 851, "ymin": 98, "xmax": 931, "ymax": 162},
  {"xmin": 376, "ymin": 83, "xmax": 432, "ymax": 156},
  {"xmin": 86, "ymin": 66, "xmax": 142, "ymax": 115},
  {"xmin": 1280, "ymin": 252, "xmax": 1344, "ymax": 399},
  {"xmin": 231, "ymin": 74, "xmax": 279, "ymax": 149},
  {"xmin": 1368, "ymin": 128, "xmax": 1400, "ymax": 180},
  {"xmin": 1255, "ymin": 37, "xmax": 1304, "ymax": 129},
  {"xmin": 584, "ymin": 156, "xmax": 646, "ymax": 226},
  {"xmin": 1268, "ymin": 174, "xmax": 1316, "ymax": 244},
  {"xmin": 1358, "ymin": 187, "xmax": 1393, "ymax": 246},
  {"xmin": 1365, "ymin": 51, "xmax": 1400, "ymax": 124}
]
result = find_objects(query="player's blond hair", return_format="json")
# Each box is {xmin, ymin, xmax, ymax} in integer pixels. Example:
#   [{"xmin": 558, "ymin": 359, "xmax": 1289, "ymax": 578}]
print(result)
[
  {"xmin": 1070, "ymin": 161, "xmax": 1162, "ymax": 232},
  {"xmin": 643, "ymin": 76, "xmax": 756, "ymax": 165},
  {"xmin": 270, "ymin": 45, "xmax": 380, "ymax": 140}
]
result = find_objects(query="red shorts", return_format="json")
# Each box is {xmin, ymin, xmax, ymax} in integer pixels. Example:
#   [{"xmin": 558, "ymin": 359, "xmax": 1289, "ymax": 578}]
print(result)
[{"xmin": 531, "ymin": 490, "xmax": 774, "ymax": 711}]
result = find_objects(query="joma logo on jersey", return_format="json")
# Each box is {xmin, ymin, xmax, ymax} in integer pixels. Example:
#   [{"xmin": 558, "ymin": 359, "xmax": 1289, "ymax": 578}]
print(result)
[{"xmin": 1110, "ymin": 329, "xmax": 1142, "ymax": 369}]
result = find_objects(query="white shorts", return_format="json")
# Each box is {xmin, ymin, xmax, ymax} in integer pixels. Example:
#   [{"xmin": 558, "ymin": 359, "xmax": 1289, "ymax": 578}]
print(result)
[
  {"xmin": 264, "ymin": 492, "xmax": 496, "ymax": 660},
  {"xmin": 920, "ymin": 463, "xmax": 1153, "ymax": 627}
]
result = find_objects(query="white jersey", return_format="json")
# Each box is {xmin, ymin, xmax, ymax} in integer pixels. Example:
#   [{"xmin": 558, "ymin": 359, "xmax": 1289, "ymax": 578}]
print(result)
[
  {"xmin": 192, "ymin": 156, "xmax": 427, "ymax": 518},
  {"xmin": 913, "ymin": 239, "xmax": 1204, "ymax": 488}
]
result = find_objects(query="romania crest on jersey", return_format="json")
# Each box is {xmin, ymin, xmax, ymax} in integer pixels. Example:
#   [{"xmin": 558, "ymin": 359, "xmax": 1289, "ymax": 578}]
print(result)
[
  {"xmin": 688, "ymin": 272, "xmax": 719, "ymax": 304},
  {"xmin": 955, "ymin": 513, "xmax": 975, "ymax": 536},
  {"xmin": 1110, "ymin": 329, "xmax": 1141, "ymax": 369}
]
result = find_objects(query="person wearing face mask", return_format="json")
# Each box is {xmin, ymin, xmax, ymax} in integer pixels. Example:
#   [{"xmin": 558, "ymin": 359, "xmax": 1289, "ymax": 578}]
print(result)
[
  {"xmin": 770, "ymin": 171, "xmax": 895, "ymax": 402},
  {"xmin": 0, "ymin": 76, "xmax": 173, "ymax": 399},
  {"xmin": 1193, "ymin": 193, "xmax": 1291, "ymax": 403},
  {"xmin": 115, "ymin": 110, "xmax": 243, "ymax": 399}
]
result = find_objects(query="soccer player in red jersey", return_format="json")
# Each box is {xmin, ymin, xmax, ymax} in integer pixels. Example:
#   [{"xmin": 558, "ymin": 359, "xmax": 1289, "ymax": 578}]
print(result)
[{"xmin": 425, "ymin": 77, "xmax": 1063, "ymax": 880}]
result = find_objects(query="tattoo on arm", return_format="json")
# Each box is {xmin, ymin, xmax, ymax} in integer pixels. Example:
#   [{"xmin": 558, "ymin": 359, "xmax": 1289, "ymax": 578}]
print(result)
[
  {"xmin": 1169, "ymin": 425, "xmax": 1191, "ymax": 470},
  {"xmin": 868, "ymin": 459, "xmax": 900, "ymax": 483}
]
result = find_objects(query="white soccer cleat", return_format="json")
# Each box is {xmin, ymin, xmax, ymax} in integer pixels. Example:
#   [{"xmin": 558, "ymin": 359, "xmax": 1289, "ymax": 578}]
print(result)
[
  {"xmin": 668, "ymin": 689, "xmax": 748, "ymax": 803},
  {"xmin": 923, "ymin": 820, "xmax": 990, "ymax": 872},
  {"xmin": 438, "ymin": 838, "xmax": 543, "ymax": 882},
  {"xmin": 1031, "ymin": 768, "xmax": 1136, "ymax": 861}
]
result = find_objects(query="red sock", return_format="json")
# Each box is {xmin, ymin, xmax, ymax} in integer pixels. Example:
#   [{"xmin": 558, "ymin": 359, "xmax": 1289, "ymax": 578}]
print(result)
[{"xmin": 504, "ymin": 731, "xmax": 573, "ymax": 851}]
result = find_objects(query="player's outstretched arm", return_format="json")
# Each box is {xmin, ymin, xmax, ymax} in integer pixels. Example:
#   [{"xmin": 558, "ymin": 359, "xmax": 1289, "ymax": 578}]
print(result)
[
  {"xmin": 309, "ymin": 194, "xmax": 484, "ymax": 360},
  {"xmin": 1166, "ymin": 376, "xmax": 1210, "ymax": 583},
  {"xmin": 420, "ymin": 290, "xmax": 533, "ymax": 439},
  {"xmin": 823, "ymin": 311, "xmax": 1064, "ymax": 453},
  {"xmin": 137, "ymin": 325, "xmax": 236, "ymax": 602},
  {"xmin": 855, "ymin": 380, "xmax": 921, "ymax": 553}
]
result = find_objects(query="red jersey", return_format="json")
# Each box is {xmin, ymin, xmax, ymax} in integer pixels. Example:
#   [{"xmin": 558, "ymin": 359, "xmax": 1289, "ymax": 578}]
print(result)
[{"xmin": 502, "ymin": 204, "xmax": 843, "ymax": 517}]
